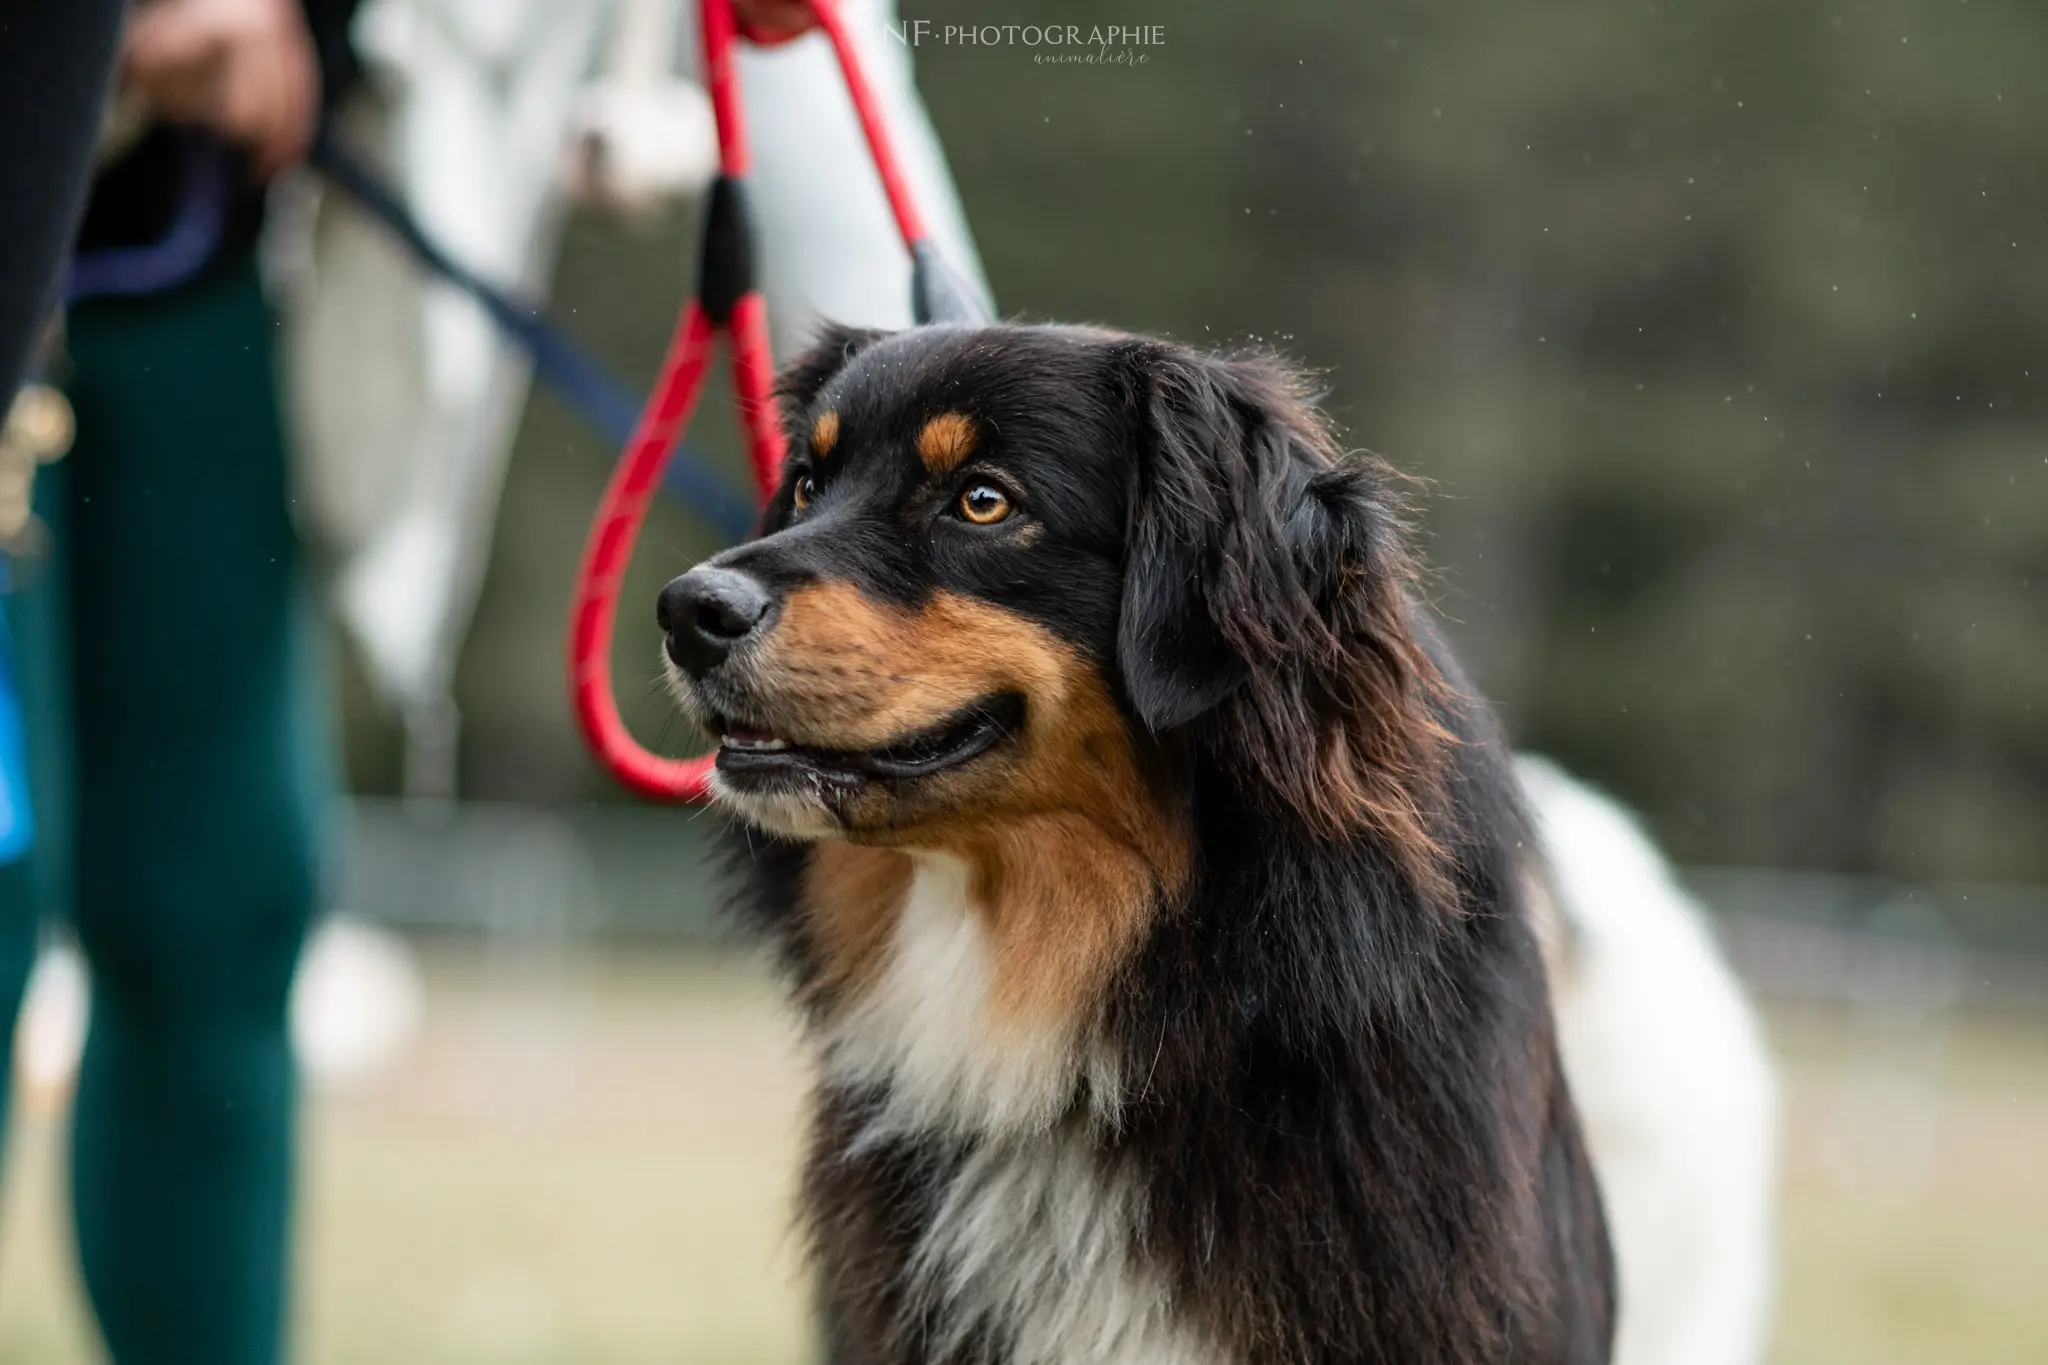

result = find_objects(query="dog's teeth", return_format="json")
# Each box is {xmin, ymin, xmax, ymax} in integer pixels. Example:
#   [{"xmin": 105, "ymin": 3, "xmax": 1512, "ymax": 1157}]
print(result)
[{"xmin": 722, "ymin": 735, "xmax": 789, "ymax": 751}]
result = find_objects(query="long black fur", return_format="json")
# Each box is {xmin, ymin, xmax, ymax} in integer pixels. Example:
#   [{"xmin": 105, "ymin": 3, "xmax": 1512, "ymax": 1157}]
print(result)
[{"xmin": 704, "ymin": 323, "xmax": 1614, "ymax": 1364}]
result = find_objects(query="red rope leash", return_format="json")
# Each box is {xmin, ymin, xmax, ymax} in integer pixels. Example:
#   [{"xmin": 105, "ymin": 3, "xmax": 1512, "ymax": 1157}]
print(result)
[
  {"xmin": 567, "ymin": 0, "xmax": 976, "ymax": 801},
  {"xmin": 808, "ymin": 1, "xmax": 928, "ymax": 249}
]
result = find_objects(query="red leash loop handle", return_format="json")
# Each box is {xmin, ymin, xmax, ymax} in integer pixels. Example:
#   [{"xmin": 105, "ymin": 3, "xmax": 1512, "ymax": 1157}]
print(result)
[{"xmin": 568, "ymin": 0, "xmax": 957, "ymax": 801}]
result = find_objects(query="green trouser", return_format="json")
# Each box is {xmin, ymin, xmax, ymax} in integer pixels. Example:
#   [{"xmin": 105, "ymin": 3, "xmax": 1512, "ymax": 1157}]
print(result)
[{"xmin": 0, "ymin": 257, "xmax": 329, "ymax": 1365}]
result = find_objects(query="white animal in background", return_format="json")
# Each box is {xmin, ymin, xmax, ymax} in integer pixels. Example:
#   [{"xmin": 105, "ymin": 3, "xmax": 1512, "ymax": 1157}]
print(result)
[{"xmin": 1523, "ymin": 756, "xmax": 1777, "ymax": 1365}]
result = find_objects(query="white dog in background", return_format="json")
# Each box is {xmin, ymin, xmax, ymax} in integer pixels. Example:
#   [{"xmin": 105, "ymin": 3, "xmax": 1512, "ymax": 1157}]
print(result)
[{"xmin": 1522, "ymin": 756, "xmax": 1777, "ymax": 1365}]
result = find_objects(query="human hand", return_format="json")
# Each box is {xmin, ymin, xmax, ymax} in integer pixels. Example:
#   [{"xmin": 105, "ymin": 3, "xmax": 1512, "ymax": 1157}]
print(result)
[
  {"xmin": 122, "ymin": 0, "xmax": 318, "ymax": 179},
  {"xmin": 734, "ymin": 0, "xmax": 821, "ymax": 45}
]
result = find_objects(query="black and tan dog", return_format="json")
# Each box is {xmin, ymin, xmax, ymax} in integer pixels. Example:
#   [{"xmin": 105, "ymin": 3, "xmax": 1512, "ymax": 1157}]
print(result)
[{"xmin": 658, "ymin": 323, "xmax": 1615, "ymax": 1365}]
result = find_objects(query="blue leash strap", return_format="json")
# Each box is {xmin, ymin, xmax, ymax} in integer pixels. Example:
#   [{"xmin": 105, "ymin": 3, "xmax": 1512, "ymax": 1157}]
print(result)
[
  {"xmin": 64, "ymin": 134, "xmax": 230, "ymax": 303},
  {"xmin": 308, "ymin": 126, "xmax": 755, "ymax": 540},
  {"xmin": 64, "ymin": 127, "xmax": 753, "ymax": 537}
]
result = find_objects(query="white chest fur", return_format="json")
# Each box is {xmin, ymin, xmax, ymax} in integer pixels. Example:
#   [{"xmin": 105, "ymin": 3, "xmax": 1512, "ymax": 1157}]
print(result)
[
  {"xmin": 912, "ymin": 1131, "xmax": 1224, "ymax": 1365},
  {"xmin": 818, "ymin": 854, "xmax": 1226, "ymax": 1365},
  {"xmin": 818, "ymin": 852, "xmax": 1120, "ymax": 1142}
]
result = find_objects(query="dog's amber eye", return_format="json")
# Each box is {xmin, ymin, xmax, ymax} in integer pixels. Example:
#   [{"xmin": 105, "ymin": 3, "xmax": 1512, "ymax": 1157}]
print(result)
[
  {"xmin": 957, "ymin": 484, "xmax": 1011, "ymax": 525},
  {"xmin": 791, "ymin": 474, "xmax": 816, "ymax": 511}
]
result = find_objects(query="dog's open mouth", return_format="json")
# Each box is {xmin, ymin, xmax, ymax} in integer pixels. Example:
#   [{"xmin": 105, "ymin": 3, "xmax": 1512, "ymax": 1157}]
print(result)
[{"xmin": 707, "ymin": 693, "xmax": 1025, "ymax": 784}]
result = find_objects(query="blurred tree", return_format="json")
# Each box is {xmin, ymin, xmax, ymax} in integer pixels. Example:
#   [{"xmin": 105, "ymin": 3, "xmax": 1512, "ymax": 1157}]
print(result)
[{"xmin": 425, "ymin": 0, "xmax": 2046, "ymax": 882}]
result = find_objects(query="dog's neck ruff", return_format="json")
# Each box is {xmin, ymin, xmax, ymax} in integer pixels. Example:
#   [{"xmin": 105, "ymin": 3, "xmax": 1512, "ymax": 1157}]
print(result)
[
  {"xmin": 909, "ymin": 1127, "xmax": 1228, "ymax": 1365},
  {"xmin": 818, "ymin": 850, "xmax": 1227, "ymax": 1365},
  {"xmin": 818, "ymin": 851, "xmax": 1125, "ymax": 1145}
]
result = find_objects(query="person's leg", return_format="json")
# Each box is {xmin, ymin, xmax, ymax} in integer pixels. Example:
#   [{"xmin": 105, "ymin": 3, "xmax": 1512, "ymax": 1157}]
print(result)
[{"xmin": 61, "ymin": 256, "xmax": 328, "ymax": 1365}]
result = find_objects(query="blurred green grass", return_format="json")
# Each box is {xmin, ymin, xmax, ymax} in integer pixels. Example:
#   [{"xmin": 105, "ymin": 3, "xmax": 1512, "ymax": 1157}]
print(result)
[{"xmin": 1, "ymin": 947, "xmax": 2043, "ymax": 1363}]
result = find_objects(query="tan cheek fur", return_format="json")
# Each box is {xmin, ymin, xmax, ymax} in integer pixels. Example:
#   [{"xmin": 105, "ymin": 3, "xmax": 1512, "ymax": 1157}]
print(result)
[
  {"xmin": 771, "ymin": 585, "xmax": 1189, "ymax": 1042},
  {"xmin": 750, "ymin": 582, "xmax": 1043, "ymax": 751}
]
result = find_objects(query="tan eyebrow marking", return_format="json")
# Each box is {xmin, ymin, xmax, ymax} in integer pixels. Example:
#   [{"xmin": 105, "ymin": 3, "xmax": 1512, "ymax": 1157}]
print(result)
[
  {"xmin": 916, "ymin": 412, "xmax": 976, "ymax": 474},
  {"xmin": 811, "ymin": 410, "xmax": 840, "ymax": 456}
]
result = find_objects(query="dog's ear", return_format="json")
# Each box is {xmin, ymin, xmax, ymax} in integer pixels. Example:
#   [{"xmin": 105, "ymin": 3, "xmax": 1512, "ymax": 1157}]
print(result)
[
  {"xmin": 1116, "ymin": 343, "xmax": 1456, "ymax": 893},
  {"xmin": 775, "ymin": 322, "xmax": 888, "ymax": 438},
  {"xmin": 1113, "ymin": 346, "xmax": 1258, "ymax": 730}
]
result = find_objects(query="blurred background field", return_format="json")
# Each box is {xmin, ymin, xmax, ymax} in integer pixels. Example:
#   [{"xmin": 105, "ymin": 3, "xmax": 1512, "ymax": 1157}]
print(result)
[
  {"xmin": 1, "ymin": 931, "xmax": 2044, "ymax": 1365},
  {"xmin": 10, "ymin": 0, "xmax": 2047, "ymax": 1359}
]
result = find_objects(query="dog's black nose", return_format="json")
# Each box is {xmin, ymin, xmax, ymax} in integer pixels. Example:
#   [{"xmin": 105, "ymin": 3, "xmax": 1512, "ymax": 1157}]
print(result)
[{"xmin": 658, "ymin": 567, "xmax": 774, "ymax": 675}]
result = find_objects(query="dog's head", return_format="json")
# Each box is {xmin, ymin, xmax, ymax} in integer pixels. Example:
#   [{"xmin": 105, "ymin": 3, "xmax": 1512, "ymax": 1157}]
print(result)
[{"xmin": 661, "ymin": 324, "xmax": 1451, "ymax": 895}]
